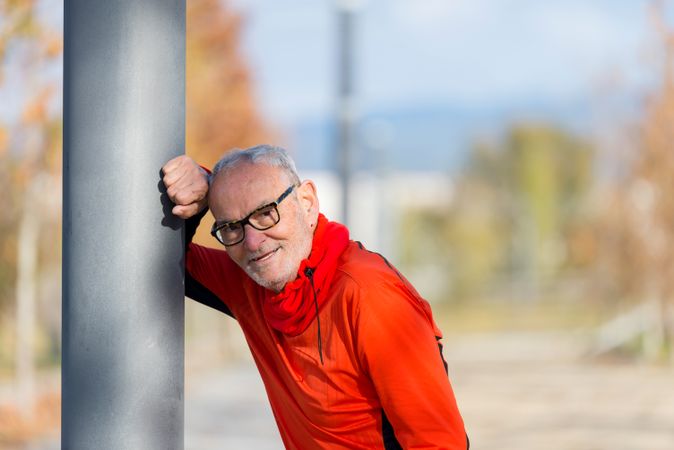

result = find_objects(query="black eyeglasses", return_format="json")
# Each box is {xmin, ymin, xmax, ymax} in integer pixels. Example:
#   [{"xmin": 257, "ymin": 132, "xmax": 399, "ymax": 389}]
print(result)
[{"xmin": 210, "ymin": 184, "xmax": 297, "ymax": 247}]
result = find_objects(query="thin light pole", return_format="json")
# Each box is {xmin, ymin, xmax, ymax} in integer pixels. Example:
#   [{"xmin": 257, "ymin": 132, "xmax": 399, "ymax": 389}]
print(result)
[
  {"xmin": 62, "ymin": 1, "xmax": 185, "ymax": 449},
  {"xmin": 336, "ymin": 0, "xmax": 358, "ymax": 228}
]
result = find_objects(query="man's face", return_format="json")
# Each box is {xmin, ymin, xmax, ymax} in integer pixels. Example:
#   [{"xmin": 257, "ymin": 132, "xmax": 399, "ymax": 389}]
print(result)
[{"xmin": 208, "ymin": 161, "xmax": 316, "ymax": 292}]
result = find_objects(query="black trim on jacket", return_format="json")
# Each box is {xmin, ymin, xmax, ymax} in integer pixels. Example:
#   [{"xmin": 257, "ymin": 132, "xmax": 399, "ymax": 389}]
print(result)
[
  {"xmin": 381, "ymin": 411, "xmax": 403, "ymax": 450},
  {"xmin": 184, "ymin": 207, "xmax": 233, "ymax": 317}
]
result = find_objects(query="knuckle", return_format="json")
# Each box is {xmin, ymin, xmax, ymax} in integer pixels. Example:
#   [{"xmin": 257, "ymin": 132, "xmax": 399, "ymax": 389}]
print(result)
[
  {"xmin": 164, "ymin": 156, "xmax": 181, "ymax": 170},
  {"xmin": 175, "ymin": 192, "xmax": 190, "ymax": 204},
  {"xmin": 164, "ymin": 170, "xmax": 177, "ymax": 183}
]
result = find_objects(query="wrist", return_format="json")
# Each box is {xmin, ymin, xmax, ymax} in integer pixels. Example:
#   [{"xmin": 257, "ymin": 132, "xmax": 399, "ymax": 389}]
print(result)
[{"xmin": 198, "ymin": 166, "xmax": 212, "ymax": 185}]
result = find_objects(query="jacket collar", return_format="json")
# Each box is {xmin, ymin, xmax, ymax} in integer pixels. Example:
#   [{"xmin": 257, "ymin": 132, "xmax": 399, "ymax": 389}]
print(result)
[{"xmin": 262, "ymin": 213, "xmax": 349, "ymax": 337}]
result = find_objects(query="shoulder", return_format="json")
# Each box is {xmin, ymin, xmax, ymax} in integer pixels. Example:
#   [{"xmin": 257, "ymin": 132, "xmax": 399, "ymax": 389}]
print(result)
[
  {"xmin": 186, "ymin": 242, "xmax": 249, "ymax": 306},
  {"xmin": 187, "ymin": 242, "xmax": 240, "ymax": 271},
  {"xmin": 332, "ymin": 241, "xmax": 441, "ymax": 332},
  {"xmin": 338, "ymin": 241, "xmax": 423, "ymax": 289},
  {"xmin": 333, "ymin": 241, "xmax": 423, "ymax": 311},
  {"xmin": 341, "ymin": 240, "xmax": 399, "ymax": 275}
]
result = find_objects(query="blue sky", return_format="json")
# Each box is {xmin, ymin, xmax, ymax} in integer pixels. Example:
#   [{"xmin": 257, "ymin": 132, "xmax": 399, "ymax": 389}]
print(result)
[
  {"xmin": 0, "ymin": 0, "xmax": 660, "ymax": 171},
  {"xmin": 229, "ymin": 0, "xmax": 654, "ymax": 126},
  {"xmin": 0, "ymin": 0, "xmax": 656, "ymax": 126}
]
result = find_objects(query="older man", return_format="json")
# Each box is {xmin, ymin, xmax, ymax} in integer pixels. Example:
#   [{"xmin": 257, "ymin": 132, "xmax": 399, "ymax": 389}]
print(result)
[{"xmin": 162, "ymin": 145, "xmax": 468, "ymax": 449}]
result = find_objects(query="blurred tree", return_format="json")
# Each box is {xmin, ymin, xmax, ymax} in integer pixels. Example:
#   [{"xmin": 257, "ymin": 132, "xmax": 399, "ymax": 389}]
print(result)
[
  {"xmin": 597, "ymin": 0, "xmax": 674, "ymax": 360},
  {"xmin": 463, "ymin": 125, "xmax": 593, "ymax": 299},
  {"xmin": 186, "ymin": 0, "xmax": 272, "ymax": 245},
  {"xmin": 0, "ymin": 0, "xmax": 62, "ymax": 418},
  {"xmin": 479, "ymin": 126, "xmax": 593, "ymax": 271},
  {"xmin": 0, "ymin": 0, "xmax": 62, "ymax": 321},
  {"xmin": 399, "ymin": 124, "xmax": 594, "ymax": 302}
]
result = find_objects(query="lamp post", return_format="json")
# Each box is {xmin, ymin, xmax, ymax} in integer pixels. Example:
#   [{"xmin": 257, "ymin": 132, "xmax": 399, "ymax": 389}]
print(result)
[
  {"xmin": 63, "ymin": 1, "xmax": 185, "ymax": 448},
  {"xmin": 336, "ymin": 0, "xmax": 360, "ymax": 228}
]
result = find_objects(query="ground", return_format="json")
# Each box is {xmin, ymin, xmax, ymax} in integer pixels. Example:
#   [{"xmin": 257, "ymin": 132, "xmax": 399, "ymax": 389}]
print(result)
[{"xmin": 2, "ymin": 330, "xmax": 674, "ymax": 449}]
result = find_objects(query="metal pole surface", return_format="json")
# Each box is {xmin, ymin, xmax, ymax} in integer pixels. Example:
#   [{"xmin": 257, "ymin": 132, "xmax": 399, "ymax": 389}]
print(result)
[
  {"xmin": 337, "ymin": 0, "xmax": 356, "ymax": 229},
  {"xmin": 63, "ymin": 1, "xmax": 185, "ymax": 449}
]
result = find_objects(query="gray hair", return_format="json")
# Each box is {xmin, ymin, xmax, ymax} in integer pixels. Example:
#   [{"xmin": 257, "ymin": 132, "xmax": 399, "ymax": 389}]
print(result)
[{"xmin": 211, "ymin": 144, "xmax": 301, "ymax": 185}]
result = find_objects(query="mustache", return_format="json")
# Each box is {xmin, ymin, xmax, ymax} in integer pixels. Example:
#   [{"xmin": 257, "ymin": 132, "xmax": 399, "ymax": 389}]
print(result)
[{"xmin": 247, "ymin": 245, "xmax": 281, "ymax": 263}]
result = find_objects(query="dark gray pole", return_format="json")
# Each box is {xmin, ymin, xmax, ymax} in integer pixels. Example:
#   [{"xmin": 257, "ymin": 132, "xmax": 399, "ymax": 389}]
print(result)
[
  {"xmin": 63, "ymin": 1, "xmax": 185, "ymax": 449},
  {"xmin": 337, "ymin": 0, "xmax": 356, "ymax": 228}
]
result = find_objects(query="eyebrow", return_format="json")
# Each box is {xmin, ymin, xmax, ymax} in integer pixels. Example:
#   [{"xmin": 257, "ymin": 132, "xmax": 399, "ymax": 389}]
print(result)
[{"xmin": 217, "ymin": 198, "xmax": 276, "ymax": 225}]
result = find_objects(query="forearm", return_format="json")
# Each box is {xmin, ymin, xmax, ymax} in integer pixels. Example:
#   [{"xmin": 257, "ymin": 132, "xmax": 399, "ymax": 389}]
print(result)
[
  {"xmin": 185, "ymin": 268, "xmax": 233, "ymax": 317},
  {"xmin": 183, "ymin": 202, "xmax": 234, "ymax": 317},
  {"xmin": 185, "ymin": 205, "xmax": 209, "ymax": 248}
]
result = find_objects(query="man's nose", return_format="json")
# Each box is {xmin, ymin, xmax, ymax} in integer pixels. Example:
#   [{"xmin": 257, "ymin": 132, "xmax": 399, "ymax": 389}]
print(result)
[{"xmin": 243, "ymin": 224, "xmax": 266, "ymax": 251}]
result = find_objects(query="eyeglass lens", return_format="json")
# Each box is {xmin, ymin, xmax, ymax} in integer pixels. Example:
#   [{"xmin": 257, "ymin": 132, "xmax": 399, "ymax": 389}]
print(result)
[{"xmin": 215, "ymin": 204, "xmax": 280, "ymax": 245}]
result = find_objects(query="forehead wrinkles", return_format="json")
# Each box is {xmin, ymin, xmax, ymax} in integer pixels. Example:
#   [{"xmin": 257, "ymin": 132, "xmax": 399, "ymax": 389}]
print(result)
[{"xmin": 218, "ymin": 161, "xmax": 290, "ymax": 190}]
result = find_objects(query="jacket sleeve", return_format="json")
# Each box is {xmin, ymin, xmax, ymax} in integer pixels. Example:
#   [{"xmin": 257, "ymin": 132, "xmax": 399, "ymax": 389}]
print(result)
[
  {"xmin": 184, "ymin": 208, "xmax": 242, "ymax": 317},
  {"xmin": 356, "ymin": 282, "xmax": 468, "ymax": 449}
]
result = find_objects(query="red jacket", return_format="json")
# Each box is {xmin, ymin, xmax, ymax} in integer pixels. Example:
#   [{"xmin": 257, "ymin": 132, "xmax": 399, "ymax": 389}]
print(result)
[{"xmin": 186, "ymin": 215, "xmax": 468, "ymax": 449}]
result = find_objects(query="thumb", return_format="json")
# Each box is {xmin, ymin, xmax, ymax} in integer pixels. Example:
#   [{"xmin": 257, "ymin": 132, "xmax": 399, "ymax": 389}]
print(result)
[{"xmin": 172, "ymin": 203, "xmax": 199, "ymax": 219}]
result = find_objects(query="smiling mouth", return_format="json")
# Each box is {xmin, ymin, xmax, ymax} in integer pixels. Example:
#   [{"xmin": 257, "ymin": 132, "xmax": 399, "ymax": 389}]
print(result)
[{"xmin": 250, "ymin": 247, "xmax": 280, "ymax": 264}]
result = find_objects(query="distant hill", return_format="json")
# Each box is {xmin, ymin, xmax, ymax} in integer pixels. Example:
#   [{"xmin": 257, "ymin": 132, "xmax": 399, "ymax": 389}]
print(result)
[{"xmin": 288, "ymin": 97, "xmax": 611, "ymax": 173}]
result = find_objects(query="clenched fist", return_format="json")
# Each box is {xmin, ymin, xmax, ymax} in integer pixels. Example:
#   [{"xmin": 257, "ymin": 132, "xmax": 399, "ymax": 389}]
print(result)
[{"xmin": 162, "ymin": 155, "xmax": 209, "ymax": 219}]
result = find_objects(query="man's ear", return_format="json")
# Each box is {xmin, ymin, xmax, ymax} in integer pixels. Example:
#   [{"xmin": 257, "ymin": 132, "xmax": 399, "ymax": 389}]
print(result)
[{"xmin": 296, "ymin": 180, "xmax": 319, "ymax": 225}]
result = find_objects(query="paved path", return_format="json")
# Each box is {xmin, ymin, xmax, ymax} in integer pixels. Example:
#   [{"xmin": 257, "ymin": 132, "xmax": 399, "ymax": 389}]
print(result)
[
  {"xmin": 7, "ymin": 331, "xmax": 674, "ymax": 449},
  {"xmin": 447, "ymin": 332, "xmax": 674, "ymax": 450},
  {"xmin": 185, "ymin": 364, "xmax": 281, "ymax": 449},
  {"xmin": 185, "ymin": 331, "xmax": 674, "ymax": 450}
]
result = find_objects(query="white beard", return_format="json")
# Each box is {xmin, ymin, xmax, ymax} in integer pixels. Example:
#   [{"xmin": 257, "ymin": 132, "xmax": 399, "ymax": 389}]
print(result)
[{"xmin": 242, "ymin": 216, "xmax": 313, "ymax": 293}]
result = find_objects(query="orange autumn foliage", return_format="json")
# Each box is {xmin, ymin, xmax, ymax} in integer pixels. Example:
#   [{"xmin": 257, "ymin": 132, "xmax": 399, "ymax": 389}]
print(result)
[
  {"xmin": 186, "ymin": 0, "xmax": 273, "ymax": 246},
  {"xmin": 186, "ymin": 0, "xmax": 273, "ymax": 168}
]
